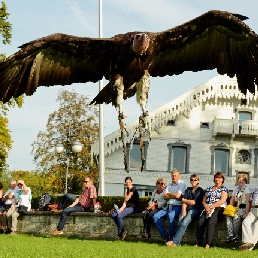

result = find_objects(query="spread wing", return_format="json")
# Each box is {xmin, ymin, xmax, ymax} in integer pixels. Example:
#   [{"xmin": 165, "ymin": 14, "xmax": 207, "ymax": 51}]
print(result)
[
  {"xmin": 149, "ymin": 10, "xmax": 258, "ymax": 94},
  {"xmin": 0, "ymin": 33, "xmax": 122, "ymax": 102}
]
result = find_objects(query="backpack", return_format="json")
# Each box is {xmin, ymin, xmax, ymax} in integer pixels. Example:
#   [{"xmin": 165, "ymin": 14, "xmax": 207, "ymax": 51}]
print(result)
[{"xmin": 38, "ymin": 193, "xmax": 52, "ymax": 211}]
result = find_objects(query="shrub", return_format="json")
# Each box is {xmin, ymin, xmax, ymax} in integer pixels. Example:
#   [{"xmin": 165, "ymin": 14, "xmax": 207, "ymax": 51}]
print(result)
[{"xmin": 31, "ymin": 195, "xmax": 151, "ymax": 212}]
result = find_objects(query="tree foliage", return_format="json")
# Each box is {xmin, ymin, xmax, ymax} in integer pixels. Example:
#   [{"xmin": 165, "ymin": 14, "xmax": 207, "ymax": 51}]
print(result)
[
  {"xmin": 0, "ymin": 1, "xmax": 24, "ymax": 170},
  {"xmin": 32, "ymin": 89, "xmax": 99, "ymax": 194},
  {"xmin": 0, "ymin": 1, "xmax": 11, "ymax": 61}
]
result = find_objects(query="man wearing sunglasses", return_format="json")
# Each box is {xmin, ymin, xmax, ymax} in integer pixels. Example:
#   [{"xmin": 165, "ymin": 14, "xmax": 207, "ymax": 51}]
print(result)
[
  {"xmin": 153, "ymin": 168, "xmax": 186, "ymax": 245},
  {"xmin": 167, "ymin": 174, "xmax": 203, "ymax": 246},
  {"xmin": 51, "ymin": 176, "xmax": 97, "ymax": 236}
]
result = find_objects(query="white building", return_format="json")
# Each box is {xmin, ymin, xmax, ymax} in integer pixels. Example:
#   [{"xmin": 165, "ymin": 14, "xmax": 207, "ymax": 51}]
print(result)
[{"xmin": 92, "ymin": 75, "xmax": 258, "ymax": 196}]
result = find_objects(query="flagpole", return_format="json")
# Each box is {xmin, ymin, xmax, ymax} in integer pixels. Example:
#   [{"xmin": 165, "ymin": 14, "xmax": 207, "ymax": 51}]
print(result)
[{"xmin": 98, "ymin": 0, "xmax": 105, "ymax": 196}]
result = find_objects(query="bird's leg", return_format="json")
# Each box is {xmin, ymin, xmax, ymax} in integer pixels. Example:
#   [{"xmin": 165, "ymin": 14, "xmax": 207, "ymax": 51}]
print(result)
[
  {"xmin": 136, "ymin": 70, "xmax": 151, "ymax": 137},
  {"xmin": 113, "ymin": 75, "xmax": 129, "ymax": 172},
  {"xmin": 135, "ymin": 71, "xmax": 151, "ymax": 171}
]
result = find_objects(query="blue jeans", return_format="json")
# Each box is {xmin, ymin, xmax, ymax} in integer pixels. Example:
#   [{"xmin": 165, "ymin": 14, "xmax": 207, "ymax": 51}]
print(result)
[
  {"xmin": 57, "ymin": 193, "xmax": 86, "ymax": 231},
  {"xmin": 173, "ymin": 209, "xmax": 201, "ymax": 245},
  {"xmin": 112, "ymin": 207, "xmax": 134, "ymax": 236},
  {"xmin": 57, "ymin": 193, "xmax": 77, "ymax": 210},
  {"xmin": 153, "ymin": 205, "xmax": 182, "ymax": 241}
]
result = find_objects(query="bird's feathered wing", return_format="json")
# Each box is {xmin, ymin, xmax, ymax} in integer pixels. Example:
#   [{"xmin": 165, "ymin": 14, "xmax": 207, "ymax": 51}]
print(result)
[
  {"xmin": 1, "ymin": 10, "xmax": 258, "ymax": 104},
  {"xmin": 93, "ymin": 10, "xmax": 258, "ymax": 104},
  {"xmin": 148, "ymin": 10, "xmax": 258, "ymax": 94},
  {"xmin": 0, "ymin": 33, "xmax": 126, "ymax": 102}
]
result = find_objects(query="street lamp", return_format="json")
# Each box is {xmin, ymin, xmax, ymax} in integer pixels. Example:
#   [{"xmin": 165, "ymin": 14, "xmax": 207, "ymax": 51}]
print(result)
[{"xmin": 55, "ymin": 137, "xmax": 83, "ymax": 194}]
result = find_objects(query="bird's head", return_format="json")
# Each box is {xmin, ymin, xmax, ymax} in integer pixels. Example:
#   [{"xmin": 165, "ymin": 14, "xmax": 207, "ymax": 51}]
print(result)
[{"xmin": 132, "ymin": 33, "xmax": 150, "ymax": 55}]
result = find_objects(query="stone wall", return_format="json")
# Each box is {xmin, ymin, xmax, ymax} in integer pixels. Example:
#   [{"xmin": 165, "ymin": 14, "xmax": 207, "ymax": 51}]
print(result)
[{"xmin": 16, "ymin": 211, "xmax": 234, "ymax": 246}]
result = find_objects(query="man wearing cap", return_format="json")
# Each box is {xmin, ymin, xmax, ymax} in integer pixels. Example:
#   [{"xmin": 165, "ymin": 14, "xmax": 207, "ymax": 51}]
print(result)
[{"xmin": 51, "ymin": 176, "xmax": 97, "ymax": 236}]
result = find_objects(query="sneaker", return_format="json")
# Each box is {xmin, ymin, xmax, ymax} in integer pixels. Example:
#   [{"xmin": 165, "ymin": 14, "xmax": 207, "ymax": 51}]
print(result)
[
  {"xmin": 9, "ymin": 231, "xmax": 17, "ymax": 235},
  {"xmin": 239, "ymin": 242, "xmax": 254, "ymax": 251},
  {"xmin": 121, "ymin": 230, "xmax": 127, "ymax": 240},
  {"xmin": 51, "ymin": 229, "xmax": 63, "ymax": 236}
]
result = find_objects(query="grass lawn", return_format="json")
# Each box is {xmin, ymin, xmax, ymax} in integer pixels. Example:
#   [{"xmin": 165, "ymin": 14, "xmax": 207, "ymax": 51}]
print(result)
[{"xmin": 0, "ymin": 234, "xmax": 257, "ymax": 258}]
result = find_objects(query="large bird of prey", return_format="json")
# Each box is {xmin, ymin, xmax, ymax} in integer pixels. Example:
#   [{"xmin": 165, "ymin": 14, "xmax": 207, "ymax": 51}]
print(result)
[{"xmin": 1, "ymin": 10, "xmax": 258, "ymax": 170}]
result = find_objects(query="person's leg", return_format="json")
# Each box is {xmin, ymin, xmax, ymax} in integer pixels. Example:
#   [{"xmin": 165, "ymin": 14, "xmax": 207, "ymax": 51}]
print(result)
[
  {"xmin": 142, "ymin": 210, "xmax": 150, "ymax": 233},
  {"xmin": 145, "ymin": 209, "xmax": 158, "ymax": 237},
  {"xmin": 6, "ymin": 208, "xmax": 15, "ymax": 231},
  {"xmin": 196, "ymin": 212, "xmax": 208, "ymax": 246},
  {"xmin": 226, "ymin": 216, "xmax": 234, "ymax": 238},
  {"xmin": 206, "ymin": 207, "xmax": 223, "ymax": 246},
  {"xmin": 57, "ymin": 193, "xmax": 77, "ymax": 210},
  {"xmin": 153, "ymin": 209, "xmax": 168, "ymax": 241},
  {"xmin": 116, "ymin": 207, "xmax": 133, "ymax": 236},
  {"xmin": 232, "ymin": 208, "xmax": 245, "ymax": 238},
  {"xmin": 10, "ymin": 210, "xmax": 19, "ymax": 232},
  {"xmin": 242, "ymin": 211, "xmax": 256, "ymax": 244},
  {"xmin": 168, "ymin": 205, "xmax": 182, "ymax": 240},
  {"xmin": 173, "ymin": 209, "xmax": 200, "ymax": 246},
  {"xmin": 57, "ymin": 204, "xmax": 84, "ymax": 231}
]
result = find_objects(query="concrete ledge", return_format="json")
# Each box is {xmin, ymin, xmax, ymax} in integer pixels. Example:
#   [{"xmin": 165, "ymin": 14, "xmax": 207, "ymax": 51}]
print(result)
[{"xmin": 17, "ymin": 211, "xmax": 236, "ymax": 246}]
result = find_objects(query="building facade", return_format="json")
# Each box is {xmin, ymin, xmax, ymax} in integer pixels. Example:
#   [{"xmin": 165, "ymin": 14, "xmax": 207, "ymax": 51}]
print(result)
[{"xmin": 91, "ymin": 75, "xmax": 258, "ymax": 196}]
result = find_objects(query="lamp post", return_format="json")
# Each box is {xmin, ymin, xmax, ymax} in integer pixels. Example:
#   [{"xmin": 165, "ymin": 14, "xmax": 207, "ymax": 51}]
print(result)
[{"xmin": 55, "ymin": 127, "xmax": 83, "ymax": 194}]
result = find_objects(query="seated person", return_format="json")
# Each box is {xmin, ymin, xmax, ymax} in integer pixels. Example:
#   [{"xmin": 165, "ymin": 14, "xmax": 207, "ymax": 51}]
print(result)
[
  {"xmin": 226, "ymin": 174, "xmax": 251, "ymax": 243},
  {"xmin": 0, "ymin": 181, "xmax": 5, "ymax": 234},
  {"xmin": 16, "ymin": 180, "xmax": 32, "ymax": 212},
  {"xmin": 2, "ymin": 180, "xmax": 18, "ymax": 234},
  {"xmin": 195, "ymin": 172, "xmax": 228, "ymax": 249},
  {"xmin": 112, "ymin": 177, "xmax": 139, "ymax": 240},
  {"xmin": 51, "ymin": 176, "xmax": 97, "ymax": 236},
  {"xmin": 167, "ymin": 174, "xmax": 203, "ymax": 246},
  {"xmin": 140, "ymin": 178, "xmax": 166, "ymax": 239}
]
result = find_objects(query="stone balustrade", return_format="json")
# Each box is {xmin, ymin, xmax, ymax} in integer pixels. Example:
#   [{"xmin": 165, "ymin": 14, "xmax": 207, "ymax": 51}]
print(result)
[{"xmin": 16, "ymin": 211, "xmax": 234, "ymax": 246}]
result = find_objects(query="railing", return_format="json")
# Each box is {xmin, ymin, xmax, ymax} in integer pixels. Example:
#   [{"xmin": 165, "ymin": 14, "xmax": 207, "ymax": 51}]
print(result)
[
  {"xmin": 92, "ymin": 75, "xmax": 255, "ymax": 155},
  {"xmin": 213, "ymin": 118, "xmax": 258, "ymax": 136}
]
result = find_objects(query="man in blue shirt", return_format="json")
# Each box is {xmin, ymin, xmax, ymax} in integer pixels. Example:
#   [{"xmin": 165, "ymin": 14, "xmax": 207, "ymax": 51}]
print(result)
[{"xmin": 153, "ymin": 168, "xmax": 186, "ymax": 244}]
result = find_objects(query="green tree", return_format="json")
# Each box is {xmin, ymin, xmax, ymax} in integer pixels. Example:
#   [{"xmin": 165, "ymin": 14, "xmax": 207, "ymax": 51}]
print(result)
[
  {"xmin": 32, "ymin": 89, "xmax": 99, "ymax": 194},
  {"xmin": 0, "ymin": 1, "xmax": 24, "ymax": 173}
]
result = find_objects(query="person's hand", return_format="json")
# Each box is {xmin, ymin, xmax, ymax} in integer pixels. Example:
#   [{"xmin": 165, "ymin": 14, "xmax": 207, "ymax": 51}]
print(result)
[
  {"xmin": 7, "ymin": 193, "xmax": 13, "ymax": 199},
  {"xmin": 181, "ymin": 211, "xmax": 187, "ymax": 218},
  {"xmin": 205, "ymin": 205, "xmax": 211, "ymax": 214},
  {"xmin": 119, "ymin": 207, "xmax": 124, "ymax": 212},
  {"xmin": 242, "ymin": 213, "xmax": 248, "ymax": 219}
]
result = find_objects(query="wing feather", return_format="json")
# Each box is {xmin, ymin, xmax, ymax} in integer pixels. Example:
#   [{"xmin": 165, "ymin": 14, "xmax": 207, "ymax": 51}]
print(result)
[
  {"xmin": 0, "ymin": 33, "xmax": 118, "ymax": 102},
  {"xmin": 149, "ymin": 10, "xmax": 258, "ymax": 93}
]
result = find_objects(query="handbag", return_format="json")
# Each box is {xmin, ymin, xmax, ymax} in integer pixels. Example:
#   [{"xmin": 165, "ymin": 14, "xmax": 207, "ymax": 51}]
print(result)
[
  {"xmin": 223, "ymin": 189, "xmax": 243, "ymax": 217},
  {"xmin": 17, "ymin": 205, "xmax": 28, "ymax": 214},
  {"xmin": 223, "ymin": 204, "xmax": 238, "ymax": 217}
]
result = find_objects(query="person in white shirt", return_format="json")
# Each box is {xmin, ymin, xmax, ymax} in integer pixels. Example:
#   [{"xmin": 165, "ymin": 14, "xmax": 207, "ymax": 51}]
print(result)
[
  {"xmin": 153, "ymin": 169, "xmax": 186, "ymax": 245},
  {"xmin": 16, "ymin": 180, "xmax": 32, "ymax": 212},
  {"xmin": 2, "ymin": 180, "xmax": 18, "ymax": 234},
  {"xmin": 239, "ymin": 183, "xmax": 258, "ymax": 251}
]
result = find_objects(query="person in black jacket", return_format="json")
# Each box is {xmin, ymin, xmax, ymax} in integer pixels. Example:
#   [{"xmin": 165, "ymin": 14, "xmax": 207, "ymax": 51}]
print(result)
[{"xmin": 111, "ymin": 177, "xmax": 139, "ymax": 240}]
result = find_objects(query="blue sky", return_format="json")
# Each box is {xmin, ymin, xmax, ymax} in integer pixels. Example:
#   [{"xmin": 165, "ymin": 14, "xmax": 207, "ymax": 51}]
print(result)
[{"xmin": 2, "ymin": 0, "xmax": 258, "ymax": 171}]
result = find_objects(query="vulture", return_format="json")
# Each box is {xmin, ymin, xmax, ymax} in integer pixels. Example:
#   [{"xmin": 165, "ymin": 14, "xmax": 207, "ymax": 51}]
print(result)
[{"xmin": 1, "ymin": 10, "xmax": 258, "ymax": 171}]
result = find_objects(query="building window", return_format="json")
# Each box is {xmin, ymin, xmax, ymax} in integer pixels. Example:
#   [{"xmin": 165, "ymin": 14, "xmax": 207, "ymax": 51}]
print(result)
[
  {"xmin": 235, "ymin": 148, "xmax": 252, "ymax": 165},
  {"xmin": 210, "ymin": 144, "xmax": 233, "ymax": 176},
  {"xmin": 167, "ymin": 119, "xmax": 176, "ymax": 126},
  {"xmin": 167, "ymin": 142, "xmax": 191, "ymax": 173},
  {"xmin": 238, "ymin": 111, "xmax": 252, "ymax": 120},
  {"xmin": 126, "ymin": 140, "xmax": 149, "ymax": 170},
  {"xmin": 200, "ymin": 122, "xmax": 209, "ymax": 129},
  {"xmin": 214, "ymin": 149, "xmax": 229, "ymax": 175}
]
